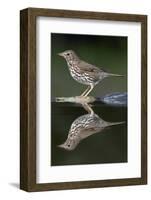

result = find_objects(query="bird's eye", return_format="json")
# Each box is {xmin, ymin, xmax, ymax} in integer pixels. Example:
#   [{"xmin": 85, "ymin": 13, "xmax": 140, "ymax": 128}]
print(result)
[{"xmin": 66, "ymin": 53, "xmax": 70, "ymax": 56}]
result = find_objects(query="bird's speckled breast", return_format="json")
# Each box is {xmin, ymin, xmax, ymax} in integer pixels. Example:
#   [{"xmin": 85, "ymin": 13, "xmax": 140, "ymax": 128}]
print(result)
[{"xmin": 67, "ymin": 61, "xmax": 99, "ymax": 86}]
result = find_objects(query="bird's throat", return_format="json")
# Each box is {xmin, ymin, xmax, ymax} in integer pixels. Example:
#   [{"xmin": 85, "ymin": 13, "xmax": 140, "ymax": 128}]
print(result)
[
  {"xmin": 67, "ymin": 60, "xmax": 73, "ymax": 67},
  {"xmin": 67, "ymin": 60, "xmax": 79, "ymax": 68}
]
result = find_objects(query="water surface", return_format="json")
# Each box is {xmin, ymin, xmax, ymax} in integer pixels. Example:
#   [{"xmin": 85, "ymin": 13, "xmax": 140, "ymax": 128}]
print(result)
[{"xmin": 51, "ymin": 102, "xmax": 127, "ymax": 166}]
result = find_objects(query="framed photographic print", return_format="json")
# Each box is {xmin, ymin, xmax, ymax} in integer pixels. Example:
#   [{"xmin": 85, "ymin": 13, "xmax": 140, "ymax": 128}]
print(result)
[{"xmin": 20, "ymin": 8, "xmax": 147, "ymax": 191}]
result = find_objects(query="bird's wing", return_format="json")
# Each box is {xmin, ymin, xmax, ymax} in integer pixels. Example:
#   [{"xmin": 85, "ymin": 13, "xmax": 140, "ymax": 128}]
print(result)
[
  {"xmin": 79, "ymin": 61, "xmax": 106, "ymax": 74},
  {"xmin": 79, "ymin": 127, "xmax": 103, "ymax": 139}
]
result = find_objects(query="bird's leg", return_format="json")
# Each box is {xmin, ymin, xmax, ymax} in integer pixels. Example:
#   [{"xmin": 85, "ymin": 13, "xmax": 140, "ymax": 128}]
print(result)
[
  {"xmin": 83, "ymin": 85, "xmax": 94, "ymax": 97},
  {"xmin": 82, "ymin": 103, "xmax": 94, "ymax": 115},
  {"xmin": 80, "ymin": 85, "xmax": 91, "ymax": 97}
]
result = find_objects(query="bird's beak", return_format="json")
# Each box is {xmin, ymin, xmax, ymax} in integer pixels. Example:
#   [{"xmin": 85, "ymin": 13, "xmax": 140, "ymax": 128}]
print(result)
[
  {"xmin": 58, "ymin": 52, "xmax": 64, "ymax": 57},
  {"xmin": 57, "ymin": 143, "xmax": 65, "ymax": 149}
]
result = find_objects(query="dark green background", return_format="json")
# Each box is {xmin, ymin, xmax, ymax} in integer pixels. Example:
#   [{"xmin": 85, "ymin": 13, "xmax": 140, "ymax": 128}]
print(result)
[
  {"xmin": 51, "ymin": 33, "xmax": 127, "ymax": 97},
  {"xmin": 51, "ymin": 103, "xmax": 127, "ymax": 166},
  {"xmin": 51, "ymin": 33, "xmax": 127, "ymax": 166}
]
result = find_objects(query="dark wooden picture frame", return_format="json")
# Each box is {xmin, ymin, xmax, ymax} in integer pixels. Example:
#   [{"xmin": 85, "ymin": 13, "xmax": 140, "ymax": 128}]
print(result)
[{"xmin": 20, "ymin": 7, "xmax": 147, "ymax": 192}]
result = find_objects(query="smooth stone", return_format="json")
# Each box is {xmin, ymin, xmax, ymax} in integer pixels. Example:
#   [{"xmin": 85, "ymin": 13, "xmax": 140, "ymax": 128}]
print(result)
[{"xmin": 99, "ymin": 92, "xmax": 127, "ymax": 107}]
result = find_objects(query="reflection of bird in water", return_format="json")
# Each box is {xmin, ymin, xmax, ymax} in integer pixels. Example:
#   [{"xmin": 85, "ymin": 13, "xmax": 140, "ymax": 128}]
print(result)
[
  {"xmin": 58, "ymin": 104, "xmax": 125, "ymax": 151},
  {"xmin": 58, "ymin": 50, "xmax": 123, "ymax": 97}
]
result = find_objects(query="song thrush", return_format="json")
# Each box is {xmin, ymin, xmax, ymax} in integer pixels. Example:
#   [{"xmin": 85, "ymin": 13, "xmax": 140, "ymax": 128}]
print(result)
[
  {"xmin": 58, "ymin": 50, "xmax": 123, "ymax": 97},
  {"xmin": 58, "ymin": 110, "xmax": 125, "ymax": 151}
]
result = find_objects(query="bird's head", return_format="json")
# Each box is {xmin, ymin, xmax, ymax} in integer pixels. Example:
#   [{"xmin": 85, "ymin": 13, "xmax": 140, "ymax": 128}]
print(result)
[
  {"xmin": 58, "ymin": 140, "xmax": 77, "ymax": 151},
  {"xmin": 58, "ymin": 50, "xmax": 79, "ymax": 62},
  {"xmin": 57, "ymin": 132, "xmax": 81, "ymax": 151}
]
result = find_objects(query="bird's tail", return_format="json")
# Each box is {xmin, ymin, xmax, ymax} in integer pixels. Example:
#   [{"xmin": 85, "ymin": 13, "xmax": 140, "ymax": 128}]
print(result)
[
  {"xmin": 108, "ymin": 73, "xmax": 124, "ymax": 77},
  {"xmin": 108, "ymin": 121, "xmax": 126, "ymax": 126}
]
